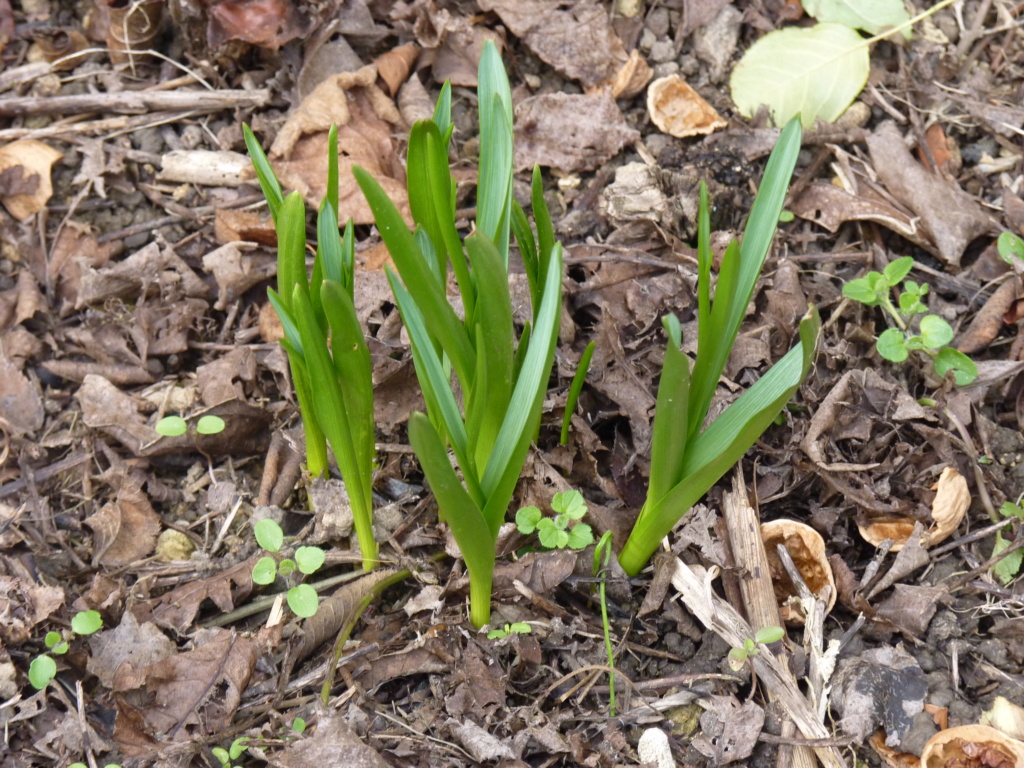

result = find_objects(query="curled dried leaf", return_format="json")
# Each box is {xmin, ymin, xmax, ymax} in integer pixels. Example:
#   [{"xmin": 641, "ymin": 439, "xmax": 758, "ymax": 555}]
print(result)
[
  {"xmin": 761, "ymin": 519, "xmax": 836, "ymax": 624},
  {"xmin": 858, "ymin": 467, "xmax": 969, "ymax": 551},
  {"xmin": 611, "ymin": 49, "xmax": 652, "ymax": 100},
  {"xmin": 920, "ymin": 724, "xmax": 1024, "ymax": 768},
  {"xmin": 647, "ymin": 75, "xmax": 727, "ymax": 138}
]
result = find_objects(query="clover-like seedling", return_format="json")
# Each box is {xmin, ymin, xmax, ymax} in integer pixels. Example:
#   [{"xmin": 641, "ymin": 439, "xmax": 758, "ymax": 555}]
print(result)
[
  {"xmin": 727, "ymin": 625, "xmax": 785, "ymax": 672},
  {"xmin": 516, "ymin": 490, "xmax": 594, "ymax": 550},
  {"xmin": 487, "ymin": 622, "xmax": 532, "ymax": 640},
  {"xmin": 843, "ymin": 256, "xmax": 977, "ymax": 385},
  {"xmin": 252, "ymin": 519, "xmax": 325, "ymax": 618},
  {"xmin": 992, "ymin": 499, "xmax": 1024, "ymax": 585},
  {"xmin": 29, "ymin": 610, "xmax": 103, "ymax": 689},
  {"xmin": 155, "ymin": 414, "xmax": 226, "ymax": 437},
  {"xmin": 211, "ymin": 737, "xmax": 250, "ymax": 768}
]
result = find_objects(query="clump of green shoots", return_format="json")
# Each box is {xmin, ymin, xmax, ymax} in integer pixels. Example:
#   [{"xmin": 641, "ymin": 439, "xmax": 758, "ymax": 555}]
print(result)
[
  {"xmin": 618, "ymin": 117, "xmax": 821, "ymax": 576},
  {"xmin": 212, "ymin": 737, "xmax": 250, "ymax": 768},
  {"xmin": 251, "ymin": 519, "xmax": 325, "ymax": 618},
  {"xmin": 516, "ymin": 489, "xmax": 594, "ymax": 550},
  {"xmin": 354, "ymin": 40, "xmax": 562, "ymax": 628},
  {"xmin": 244, "ymin": 124, "xmax": 377, "ymax": 571},
  {"xmin": 29, "ymin": 610, "xmax": 103, "ymax": 689},
  {"xmin": 842, "ymin": 255, "xmax": 977, "ymax": 385}
]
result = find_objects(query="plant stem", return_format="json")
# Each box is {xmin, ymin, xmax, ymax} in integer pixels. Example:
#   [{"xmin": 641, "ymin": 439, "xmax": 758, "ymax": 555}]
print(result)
[
  {"xmin": 469, "ymin": 570, "xmax": 494, "ymax": 629},
  {"xmin": 879, "ymin": 296, "xmax": 907, "ymax": 331}
]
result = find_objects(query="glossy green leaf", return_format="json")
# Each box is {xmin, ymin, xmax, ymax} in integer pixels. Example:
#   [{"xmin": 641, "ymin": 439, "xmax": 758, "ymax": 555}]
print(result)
[
  {"xmin": 275, "ymin": 192, "xmax": 307, "ymax": 313},
  {"xmin": 45, "ymin": 631, "xmax": 61, "ymax": 648},
  {"xmin": 295, "ymin": 546, "xmax": 326, "ymax": 575},
  {"xmin": 71, "ymin": 610, "xmax": 102, "ymax": 635},
  {"xmin": 876, "ymin": 328, "xmax": 908, "ymax": 362},
  {"xmin": 327, "ymin": 124, "xmax": 339, "ymax": 216},
  {"xmin": 802, "ymin": 0, "xmax": 910, "ymax": 38},
  {"xmin": 934, "ymin": 347, "xmax": 978, "ymax": 385},
  {"xmin": 883, "ymin": 256, "xmax": 914, "ymax": 285},
  {"xmin": 254, "ymin": 519, "xmax": 284, "ymax": 553},
  {"xmin": 252, "ymin": 556, "xmax": 277, "ymax": 585},
  {"xmin": 919, "ymin": 315, "xmax": 953, "ymax": 349},
  {"xmin": 29, "ymin": 655, "xmax": 57, "ymax": 689},
  {"xmin": 754, "ymin": 625, "xmax": 786, "ymax": 644},
  {"xmin": 477, "ymin": 41, "xmax": 514, "ymax": 263},
  {"xmin": 561, "ymin": 340, "xmax": 595, "ymax": 445},
  {"xmin": 196, "ymin": 415, "xmax": 225, "ymax": 435},
  {"xmin": 155, "ymin": 416, "xmax": 187, "ymax": 437},
  {"xmin": 566, "ymin": 523, "xmax": 594, "ymax": 550},
  {"xmin": 515, "ymin": 506, "xmax": 542, "ymax": 534},
  {"xmin": 648, "ymin": 314, "xmax": 690, "ymax": 503},
  {"xmin": 287, "ymin": 584, "xmax": 319, "ymax": 618}
]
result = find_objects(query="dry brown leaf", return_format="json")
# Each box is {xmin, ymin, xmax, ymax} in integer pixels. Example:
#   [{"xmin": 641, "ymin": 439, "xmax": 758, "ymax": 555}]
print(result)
[
  {"xmin": 0, "ymin": 575, "xmax": 63, "ymax": 645},
  {"xmin": 275, "ymin": 709, "xmax": 391, "ymax": 768},
  {"xmin": 106, "ymin": 0, "xmax": 162, "ymax": 64},
  {"xmin": 0, "ymin": 139, "xmax": 63, "ymax": 221},
  {"xmin": 761, "ymin": 519, "xmax": 836, "ymax": 624},
  {"xmin": 478, "ymin": 0, "xmax": 626, "ymax": 87},
  {"xmin": 87, "ymin": 611, "xmax": 175, "ymax": 687},
  {"xmin": 647, "ymin": 75, "xmax": 727, "ymax": 138},
  {"xmin": 920, "ymin": 725, "xmax": 1024, "ymax": 768},
  {"xmin": 207, "ymin": 0, "xmax": 307, "ymax": 50},
  {"xmin": 956, "ymin": 275, "xmax": 1022, "ymax": 354},
  {"xmin": 84, "ymin": 482, "xmax": 161, "ymax": 567},
  {"xmin": 374, "ymin": 43, "xmax": 419, "ymax": 96},
  {"xmin": 866, "ymin": 121, "xmax": 994, "ymax": 266},
  {"xmin": 917, "ymin": 123, "xmax": 960, "ymax": 178},
  {"xmin": 515, "ymin": 89, "xmax": 639, "ymax": 173},
  {"xmin": 270, "ymin": 64, "xmax": 401, "ymax": 158},
  {"xmin": 48, "ymin": 222, "xmax": 114, "ymax": 315},
  {"xmin": 791, "ymin": 181, "xmax": 927, "ymax": 249},
  {"xmin": 0, "ymin": 270, "xmax": 45, "ymax": 334},
  {"xmin": 0, "ymin": 349, "xmax": 44, "ymax": 436},
  {"xmin": 214, "ymin": 208, "xmax": 276, "ymax": 245},
  {"xmin": 112, "ymin": 629, "xmax": 257, "ymax": 751},
  {"xmin": 611, "ymin": 49, "xmax": 653, "ymax": 99},
  {"xmin": 857, "ymin": 467, "xmax": 969, "ymax": 551},
  {"xmin": 135, "ymin": 558, "xmax": 257, "ymax": 633},
  {"xmin": 75, "ymin": 241, "xmax": 209, "ymax": 309},
  {"xmin": 201, "ymin": 242, "xmax": 276, "ymax": 310}
]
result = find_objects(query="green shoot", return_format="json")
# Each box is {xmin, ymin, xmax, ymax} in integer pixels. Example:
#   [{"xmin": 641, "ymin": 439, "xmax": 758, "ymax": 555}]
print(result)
[
  {"xmin": 29, "ymin": 610, "xmax": 103, "ymax": 689},
  {"xmin": 843, "ymin": 255, "xmax": 977, "ymax": 385},
  {"xmin": 727, "ymin": 625, "xmax": 785, "ymax": 671},
  {"xmin": 593, "ymin": 531, "xmax": 616, "ymax": 715},
  {"xmin": 354, "ymin": 40, "xmax": 562, "ymax": 628},
  {"xmin": 251, "ymin": 519, "xmax": 325, "ymax": 618},
  {"xmin": 618, "ymin": 117, "xmax": 821, "ymax": 576},
  {"xmin": 992, "ymin": 499, "xmax": 1024, "ymax": 585},
  {"xmin": 516, "ymin": 489, "xmax": 594, "ymax": 550},
  {"xmin": 561, "ymin": 341, "xmax": 596, "ymax": 445},
  {"xmin": 244, "ymin": 123, "xmax": 377, "ymax": 571},
  {"xmin": 212, "ymin": 737, "xmax": 250, "ymax": 768},
  {"xmin": 997, "ymin": 232, "xmax": 1024, "ymax": 269},
  {"xmin": 487, "ymin": 622, "xmax": 532, "ymax": 640}
]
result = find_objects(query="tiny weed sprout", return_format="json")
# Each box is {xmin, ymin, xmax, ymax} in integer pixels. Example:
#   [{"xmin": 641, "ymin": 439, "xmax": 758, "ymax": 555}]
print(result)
[
  {"xmin": 618, "ymin": 117, "xmax": 821, "ymax": 576},
  {"xmin": 727, "ymin": 625, "xmax": 785, "ymax": 672},
  {"xmin": 244, "ymin": 122, "xmax": 377, "ymax": 572},
  {"xmin": 251, "ymin": 519, "xmax": 325, "ymax": 618},
  {"xmin": 842, "ymin": 255, "xmax": 977, "ymax": 385},
  {"xmin": 516, "ymin": 489, "xmax": 594, "ymax": 550},
  {"xmin": 212, "ymin": 737, "xmax": 249, "ymax": 768},
  {"xmin": 354, "ymin": 40, "xmax": 562, "ymax": 628},
  {"xmin": 992, "ymin": 499, "xmax": 1024, "ymax": 585},
  {"xmin": 30, "ymin": 610, "xmax": 103, "ymax": 689},
  {"xmin": 487, "ymin": 622, "xmax": 532, "ymax": 640},
  {"xmin": 155, "ymin": 414, "xmax": 225, "ymax": 437}
]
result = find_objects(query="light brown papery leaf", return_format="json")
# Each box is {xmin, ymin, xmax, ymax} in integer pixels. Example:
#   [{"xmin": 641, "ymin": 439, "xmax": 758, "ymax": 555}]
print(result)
[
  {"xmin": 75, "ymin": 241, "xmax": 209, "ymax": 310},
  {"xmin": 213, "ymin": 207, "xmax": 277, "ymax": 245},
  {"xmin": 761, "ymin": 519, "xmax": 836, "ymax": 624},
  {"xmin": 0, "ymin": 139, "xmax": 63, "ymax": 221},
  {"xmin": 791, "ymin": 181, "xmax": 928, "ymax": 249},
  {"xmin": 84, "ymin": 483, "xmax": 161, "ymax": 567},
  {"xmin": 611, "ymin": 49, "xmax": 653, "ymax": 99},
  {"xmin": 857, "ymin": 467, "xmax": 968, "ymax": 551},
  {"xmin": 202, "ymin": 242, "xmax": 276, "ymax": 310},
  {"xmin": 374, "ymin": 43, "xmax": 419, "ymax": 96},
  {"xmin": 920, "ymin": 725, "xmax": 1024, "ymax": 768},
  {"xmin": 647, "ymin": 75, "xmax": 727, "ymax": 138},
  {"xmin": 515, "ymin": 89, "xmax": 639, "ymax": 173},
  {"xmin": 112, "ymin": 629, "xmax": 257, "ymax": 744},
  {"xmin": 87, "ymin": 611, "xmax": 175, "ymax": 687},
  {"xmin": 478, "ymin": 0, "xmax": 626, "ymax": 87},
  {"xmin": 980, "ymin": 697, "xmax": 1024, "ymax": 741}
]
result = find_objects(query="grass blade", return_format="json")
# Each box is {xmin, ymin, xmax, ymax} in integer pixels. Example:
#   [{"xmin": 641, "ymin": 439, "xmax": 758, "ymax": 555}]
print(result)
[
  {"xmin": 275, "ymin": 192, "xmax": 308, "ymax": 313},
  {"xmin": 327, "ymin": 124, "xmax": 339, "ymax": 217},
  {"xmin": 243, "ymin": 124, "xmax": 284, "ymax": 222},
  {"xmin": 477, "ymin": 41, "xmax": 514, "ymax": 263},
  {"xmin": 560, "ymin": 340, "xmax": 596, "ymax": 445},
  {"xmin": 647, "ymin": 315, "xmax": 690, "ymax": 502}
]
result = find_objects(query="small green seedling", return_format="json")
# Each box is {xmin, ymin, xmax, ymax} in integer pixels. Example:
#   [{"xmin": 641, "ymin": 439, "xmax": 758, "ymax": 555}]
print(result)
[
  {"xmin": 155, "ymin": 414, "xmax": 226, "ymax": 437},
  {"xmin": 992, "ymin": 499, "xmax": 1024, "ymax": 585},
  {"xmin": 998, "ymin": 232, "xmax": 1024, "ymax": 268},
  {"xmin": 251, "ymin": 519, "xmax": 325, "ymax": 618},
  {"xmin": 842, "ymin": 256, "xmax": 977, "ymax": 385},
  {"xmin": 516, "ymin": 490, "xmax": 594, "ymax": 550},
  {"xmin": 727, "ymin": 625, "xmax": 786, "ymax": 672},
  {"xmin": 290, "ymin": 717, "xmax": 307, "ymax": 735},
  {"xmin": 212, "ymin": 737, "xmax": 250, "ymax": 768},
  {"xmin": 561, "ymin": 341, "xmax": 596, "ymax": 445},
  {"xmin": 29, "ymin": 610, "xmax": 103, "ymax": 689},
  {"xmin": 487, "ymin": 622, "xmax": 532, "ymax": 639}
]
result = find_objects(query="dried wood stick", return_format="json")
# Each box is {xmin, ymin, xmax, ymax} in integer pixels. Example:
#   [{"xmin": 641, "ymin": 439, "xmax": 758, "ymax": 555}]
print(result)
[{"xmin": 0, "ymin": 89, "xmax": 270, "ymax": 117}]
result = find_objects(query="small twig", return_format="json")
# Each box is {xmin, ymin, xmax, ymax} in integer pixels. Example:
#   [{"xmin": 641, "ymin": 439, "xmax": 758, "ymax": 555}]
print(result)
[{"xmin": 0, "ymin": 88, "xmax": 269, "ymax": 117}]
